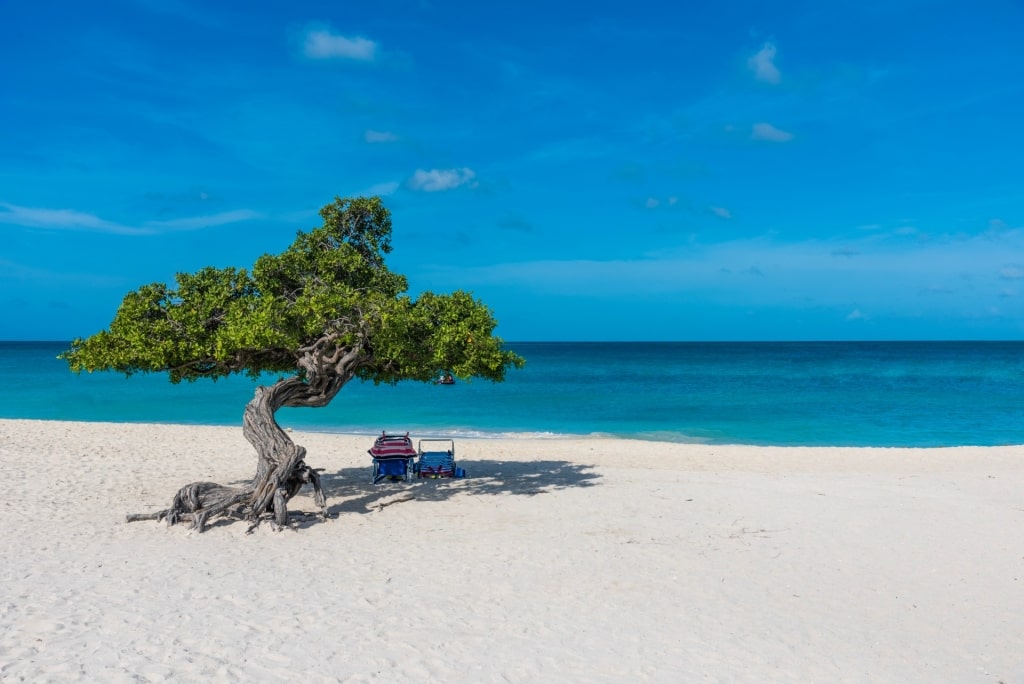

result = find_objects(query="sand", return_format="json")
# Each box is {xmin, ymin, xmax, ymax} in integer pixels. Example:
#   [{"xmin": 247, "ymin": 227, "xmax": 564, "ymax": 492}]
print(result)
[{"xmin": 0, "ymin": 419, "xmax": 1021, "ymax": 683}]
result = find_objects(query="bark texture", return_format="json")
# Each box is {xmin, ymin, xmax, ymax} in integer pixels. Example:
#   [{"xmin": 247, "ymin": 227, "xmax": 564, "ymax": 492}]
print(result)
[{"xmin": 127, "ymin": 337, "xmax": 362, "ymax": 532}]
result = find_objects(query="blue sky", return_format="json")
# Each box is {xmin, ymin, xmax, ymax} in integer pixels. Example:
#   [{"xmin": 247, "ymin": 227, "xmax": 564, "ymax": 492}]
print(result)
[{"xmin": 2, "ymin": 0, "xmax": 1022, "ymax": 341}]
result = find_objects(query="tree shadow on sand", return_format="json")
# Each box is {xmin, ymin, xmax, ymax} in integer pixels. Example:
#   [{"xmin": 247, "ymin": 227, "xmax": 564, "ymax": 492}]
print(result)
[
  {"xmin": 134, "ymin": 461, "xmax": 600, "ymax": 532},
  {"xmin": 313, "ymin": 459, "xmax": 601, "ymax": 518}
]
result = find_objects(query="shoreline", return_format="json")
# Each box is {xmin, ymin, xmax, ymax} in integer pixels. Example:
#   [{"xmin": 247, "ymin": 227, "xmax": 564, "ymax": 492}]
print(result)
[
  {"xmin": 5, "ymin": 416, "xmax": 1023, "ymax": 450},
  {"xmin": 1, "ymin": 418, "xmax": 1022, "ymax": 681}
]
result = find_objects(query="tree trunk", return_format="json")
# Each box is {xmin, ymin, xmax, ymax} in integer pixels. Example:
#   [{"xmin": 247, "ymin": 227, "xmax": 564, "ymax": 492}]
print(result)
[
  {"xmin": 128, "ymin": 343, "xmax": 360, "ymax": 533},
  {"xmin": 241, "ymin": 375, "xmax": 342, "ymax": 528}
]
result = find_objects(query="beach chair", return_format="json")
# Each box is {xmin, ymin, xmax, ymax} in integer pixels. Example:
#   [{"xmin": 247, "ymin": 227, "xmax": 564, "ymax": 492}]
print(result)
[
  {"xmin": 417, "ymin": 438, "xmax": 457, "ymax": 479},
  {"xmin": 369, "ymin": 431, "xmax": 417, "ymax": 484}
]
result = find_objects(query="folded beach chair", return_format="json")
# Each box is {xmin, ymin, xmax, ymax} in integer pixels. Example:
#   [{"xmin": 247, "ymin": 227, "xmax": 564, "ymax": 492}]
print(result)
[
  {"xmin": 416, "ymin": 438, "xmax": 457, "ymax": 479},
  {"xmin": 369, "ymin": 431, "xmax": 417, "ymax": 484}
]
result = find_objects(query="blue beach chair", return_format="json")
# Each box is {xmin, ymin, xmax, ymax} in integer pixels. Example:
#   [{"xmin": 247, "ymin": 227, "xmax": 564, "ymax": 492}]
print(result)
[
  {"xmin": 369, "ymin": 431, "xmax": 417, "ymax": 484},
  {"xmin": 416, "ymin": 438, "xmax": 457, "ymax": 478}
]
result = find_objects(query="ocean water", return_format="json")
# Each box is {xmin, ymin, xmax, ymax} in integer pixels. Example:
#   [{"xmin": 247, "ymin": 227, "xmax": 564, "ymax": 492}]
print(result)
[{"xmin": 1, "ymin": 341, "xmax": 1022, "ymax": 447}]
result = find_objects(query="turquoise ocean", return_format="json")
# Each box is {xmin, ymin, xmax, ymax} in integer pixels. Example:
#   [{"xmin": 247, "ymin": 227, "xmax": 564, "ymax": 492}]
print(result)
[{"xmin": 1, "ymin": 341, "xmax": 1022, "ymax": 447}]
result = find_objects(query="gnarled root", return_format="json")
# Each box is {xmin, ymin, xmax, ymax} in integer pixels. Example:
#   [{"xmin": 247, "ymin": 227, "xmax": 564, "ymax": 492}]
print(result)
[
  {"xmin": 126, "ymin": 461, "xmax": 329, "ymax": 534},
  {"xmin": 245, "ymin": 459, "xmax": 330, "ymax": 534},
  {"xmin": 126, "ymin": 481, "xmax": 251, "ymax": 532},
  {"xmin": 288, "ymin": 460, "xmax": 329, "ymax": 519}
]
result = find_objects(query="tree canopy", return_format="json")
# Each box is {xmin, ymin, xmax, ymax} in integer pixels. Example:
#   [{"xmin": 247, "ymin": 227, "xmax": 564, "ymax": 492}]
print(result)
[{"xmin": 64, "ymin": 196, "xmax": 523, "ymax": 386}]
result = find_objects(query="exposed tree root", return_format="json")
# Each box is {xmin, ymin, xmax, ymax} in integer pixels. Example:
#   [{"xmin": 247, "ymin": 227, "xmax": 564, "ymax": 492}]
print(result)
[{"xmin": 126, "ymin": 460, "xmax": 329, "ymax": 533}]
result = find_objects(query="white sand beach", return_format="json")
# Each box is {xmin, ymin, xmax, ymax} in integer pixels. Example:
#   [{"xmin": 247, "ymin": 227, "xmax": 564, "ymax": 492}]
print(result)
[{"xmin": 0, "ymin": 419, "xmax": 1021, "ymax": 683}]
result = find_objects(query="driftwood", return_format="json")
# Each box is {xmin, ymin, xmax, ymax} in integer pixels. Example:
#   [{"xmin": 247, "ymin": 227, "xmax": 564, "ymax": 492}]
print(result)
[
  {"xmin": 126, "ymin": 335, "xmax": 359, "ymax": 532},
  {"xmin": 370, "ymin": 494, "xmax": 415, "ymax": 512}
]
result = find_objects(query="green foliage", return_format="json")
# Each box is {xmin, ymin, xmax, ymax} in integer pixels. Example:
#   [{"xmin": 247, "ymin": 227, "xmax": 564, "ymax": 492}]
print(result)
[{"xmin": 63, "ymin": 196, "xmax": 524, "ymax": 385}]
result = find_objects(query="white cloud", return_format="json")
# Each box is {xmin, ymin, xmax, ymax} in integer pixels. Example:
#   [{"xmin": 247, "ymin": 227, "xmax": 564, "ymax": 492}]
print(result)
[
  {"xmin": 645, "ymin": 197, "xmax": 682, "ymax": 210},
  {"xmin": 364, "ymin": 129, "xmax": 397, "ymax": 143},
  {"xmin": 408, "ymin": 168, "xmax": 477, "ymax": 192},
  {"xmin": 303, "ymin": 29, "xmax": 377, "ymax": 61},
  {"xmin": 751, "ymin": 122, "xmax": 794, "ymax": 142},
  {"xmin": 710, "ymin": 206, "xmax": 732, "ymax": 219},
  {"xmin": 748, "ymin": 42, "xmax": 781, "ymax": 84},
  {"xmin": 999, "ymin": 266, "xmax": 1024, "ymax": 280},
  {"xmin": 0, "ymin": 202, "xmax": 145, "ymax": 235},
  {"xmin": 0, "ymin": 202, "xmax": 260, "ymax": 235},
  {"xmin": 846, "ymin": 309, "xmax": 866, "ymax": 321}
]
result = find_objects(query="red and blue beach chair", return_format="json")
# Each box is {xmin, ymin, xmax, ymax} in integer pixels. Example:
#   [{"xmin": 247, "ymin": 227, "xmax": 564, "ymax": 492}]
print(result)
[
  {"xmin": 369, "ymin": 431, "xmax": 417, "ymax": 484},
  {"xmin": 416, "ymin": 438, "xmax": 457, "ymax": 478}
]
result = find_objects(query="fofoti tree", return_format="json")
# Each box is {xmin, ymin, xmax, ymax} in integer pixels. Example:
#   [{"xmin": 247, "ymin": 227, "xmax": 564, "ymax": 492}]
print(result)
[{"xmin": 63, "ymin": 196, "xmax": 524, "ymax": 533}]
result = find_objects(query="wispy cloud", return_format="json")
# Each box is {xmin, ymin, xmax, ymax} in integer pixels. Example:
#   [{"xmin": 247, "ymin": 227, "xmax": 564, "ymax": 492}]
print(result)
[
  {"xmin": 364, "ymin": 129, "xmax": 398, "ymax": 143},
  {"xmin": 0, "ymin": 258, "xmax": 124, "ymax": 286},
  {"xmin": 748, "ymin": 41, "xmax": 781, "ymax": 84},
  {"xmin": 408, "ymin": 168, "xmax": 477, "ymax": 192},
  {"xmin": 751, "ymin": 122, "xmax": 794, "ymax": 142},
  {"xmin": 145, "ymin": 209, "xmax": 262, "ymax": 231},
  {"xmin": 644, "ymin": 196, "xmax": 680, "ymax": 210},
  {"xmin": 0, "ymin": 202, "xmax": 260, "ymax": 235},
  {"xmin": 710, "ymin": 206, "xmax": 732, "ymax": 219},
  {"xmin": 0, "ymin": 203, "xmax": 145, "ymax": 235},
  {"xmin": 418, "ymin": 228, "xmax": 1024, "ymax": 317},
  {"xmin": 303, "ymin": 29, "xmax": 377, "ymax": 61},
  {"xmin": 365, "ymin": 181, "xmax": 400, "ymax": 196}
]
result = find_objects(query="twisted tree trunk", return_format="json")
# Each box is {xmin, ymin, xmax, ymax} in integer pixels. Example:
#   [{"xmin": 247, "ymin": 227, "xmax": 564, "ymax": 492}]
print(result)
[{"xmin": 127, "ymin": 339, "xmax": 363, "ymax": 532}]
